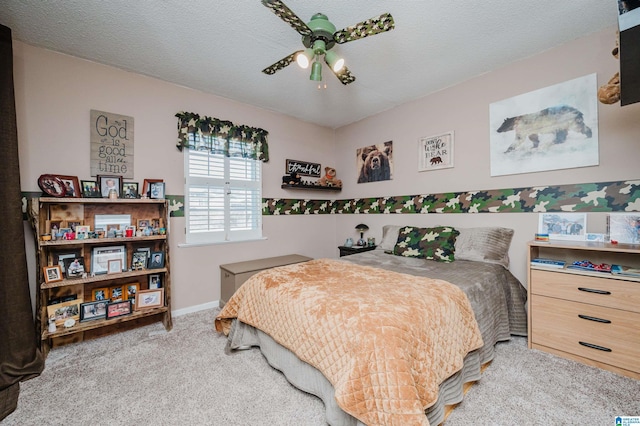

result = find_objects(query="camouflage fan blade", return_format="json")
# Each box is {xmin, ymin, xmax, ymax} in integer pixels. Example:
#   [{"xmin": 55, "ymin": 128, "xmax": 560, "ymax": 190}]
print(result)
[
  {"xmin": 333, "ymin": 12, "xmax": 395, "ymax": 44},
  {"xmin": 325, "ymin": 59, "xmax": 356, "ymax": 85},
  {"xmin": 262, "ymin": 51, "xmax": 302, "ymax": 75},
  {"xmin": 261, "ymin": 0, "xmax": 312, "ymax": 36}
]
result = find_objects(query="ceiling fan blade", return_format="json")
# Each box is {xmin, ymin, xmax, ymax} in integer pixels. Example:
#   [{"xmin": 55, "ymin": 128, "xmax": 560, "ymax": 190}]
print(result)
[
  {"xmin": 325, "ymin": 61, "xmax": 356, "ymax": 85},
  {"xmin": 333, "ymin": 12, "xmax": 395, "ymax": 44},
  {"xmin": 262, "ymin": 51, "xmax": 302, "ymax": 75},
  {"xmin": 261, "ymin": 0, "xmax": 312, "ymax": 36}
]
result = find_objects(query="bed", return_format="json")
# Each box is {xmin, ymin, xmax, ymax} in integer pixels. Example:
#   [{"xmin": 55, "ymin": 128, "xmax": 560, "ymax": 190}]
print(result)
[{"xmin": 215, "ymin": 225, "xmax": 528, "ymax": 425}]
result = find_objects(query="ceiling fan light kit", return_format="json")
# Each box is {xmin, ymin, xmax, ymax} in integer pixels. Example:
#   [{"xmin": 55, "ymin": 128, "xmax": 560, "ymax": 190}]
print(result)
[{"xmin": 261, "ymin": 0, "xmax": 395, "ymax": 85}]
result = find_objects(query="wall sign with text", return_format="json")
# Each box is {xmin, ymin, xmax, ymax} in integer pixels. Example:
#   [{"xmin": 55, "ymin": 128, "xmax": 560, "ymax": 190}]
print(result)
[
  {"xmin": 90, "ymin": 110, "xmax": 134, "ymax": 179},
  {"xmin": 418, "ymin": 131, "xmax": 454, "ymax": 171},
  {"xmin": 285, "ymin": 159, "xmax": 321, "ymax": 177}
]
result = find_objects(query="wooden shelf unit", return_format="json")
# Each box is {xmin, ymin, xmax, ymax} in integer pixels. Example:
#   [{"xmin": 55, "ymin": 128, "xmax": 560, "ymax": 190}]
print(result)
[
  {"xmin": 527, "ymin": 240, "xmax": 640, "ymax": 379},
  {"xmin": 28, "ymin": 197, "xmax": 173, "ymax": 356},
  {"xmin": 280, "ymin": 184, "xmax": 341, "ymax": 192}
]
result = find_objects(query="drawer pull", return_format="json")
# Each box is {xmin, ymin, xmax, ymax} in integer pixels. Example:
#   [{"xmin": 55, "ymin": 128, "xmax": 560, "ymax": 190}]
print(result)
[
  {"xmin": 577, "ymin": 287, "xmax": 611, "ymax": 295},
  {"xmin": 579, "ymin": 341, "xmax": 612, "ymax": 352},
  {"xmin": 578, "ymin": 314, "xmax": 611, "ymax": 324}
]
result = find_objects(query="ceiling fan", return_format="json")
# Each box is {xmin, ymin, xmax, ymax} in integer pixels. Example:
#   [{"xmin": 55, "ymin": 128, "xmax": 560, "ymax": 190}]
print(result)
[{"xmin": 261, "ymin": 0, "xmax": 395, "ymax": 85}]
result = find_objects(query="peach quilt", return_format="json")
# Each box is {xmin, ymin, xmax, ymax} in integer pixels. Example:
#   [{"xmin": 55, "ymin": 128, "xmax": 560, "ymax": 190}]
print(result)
[{"xmin": 215, "ymin": 259, "xmax": 483, "ymax": 426}]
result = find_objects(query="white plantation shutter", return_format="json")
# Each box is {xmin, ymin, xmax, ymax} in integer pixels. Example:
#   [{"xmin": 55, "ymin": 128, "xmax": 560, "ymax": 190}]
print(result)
[{"xmin": 184, "ymin": 141, "xmax": 262, "ymax": 244}]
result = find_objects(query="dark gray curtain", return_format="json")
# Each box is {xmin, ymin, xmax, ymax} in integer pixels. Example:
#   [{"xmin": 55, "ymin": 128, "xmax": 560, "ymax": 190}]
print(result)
[{"xmin": 0, "ymin": 24, "xmax": 44, "ymax": 420}]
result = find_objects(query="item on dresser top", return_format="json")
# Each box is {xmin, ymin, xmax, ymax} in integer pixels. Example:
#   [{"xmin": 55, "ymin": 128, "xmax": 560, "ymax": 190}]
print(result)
[
  {"xmin": 611, "ymin": 264, "xmax": 640, "ymax": 277},
  {"xmin": 566, "ymin": 260, "xmax": 612, "ymax": 273},
  {"xmin": 530, "ymin": 258, "xmax": 566, "ymax": 269}
]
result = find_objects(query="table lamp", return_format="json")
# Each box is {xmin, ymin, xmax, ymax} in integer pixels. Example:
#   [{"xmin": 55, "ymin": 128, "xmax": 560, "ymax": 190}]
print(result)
[{"xmin": 355, "ymin": 223, "xmax": 369, "ymax": 246}]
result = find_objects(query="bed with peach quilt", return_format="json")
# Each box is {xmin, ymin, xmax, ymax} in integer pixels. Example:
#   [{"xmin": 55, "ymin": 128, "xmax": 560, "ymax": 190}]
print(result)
[{"xmin": 216, "ymin": 248, "xmax": 527, "ymax": 425}]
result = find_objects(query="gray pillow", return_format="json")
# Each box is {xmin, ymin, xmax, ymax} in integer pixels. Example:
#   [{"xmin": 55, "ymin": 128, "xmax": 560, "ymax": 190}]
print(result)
[
  {"xmin": 454, "ymin": 227, "xmax": 514, "ymax": 269},
  {"xmin": 379, "ymin": 225, "xmax": 402, "ymax": 251}
]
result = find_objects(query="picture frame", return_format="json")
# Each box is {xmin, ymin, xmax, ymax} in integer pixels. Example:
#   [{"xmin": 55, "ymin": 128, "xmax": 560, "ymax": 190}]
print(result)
[
  {"xmin": 66, "ymin": 220, "xmax": 83, "ymax": 232},
  {"xmin": 80, "ymin": 300, "xmax": 108, "ymax": 322},
  {"xmin": 149, "ymin": 182, "xmax": 165, "ymax": 199},
  {"xmin": 94, "ymin": 214, "xmax": 131, "ymax": 232},
  {"xmin": 131, "ymin": 251, "xmax": 148, "ymax": 270},
  {"xmin": 75, "ymin": 225, "xmax": 90, "ymax": 240},
  {"xmin": 92, "ymin": 287, "xmax": 109, "ymax": 301},
  {"xmin": 62, "ymin": 257, "xmax": 85, "ymax": 279},
  {"xmin": 126, "ymin": 282, "xmax": 139, "ymax": 304},
  {"xmin": 150, "ymin": 218, "xmax": 162, "ymax": 230},
  {"xmin": 97, "ymin": 175, "xmax": 122, "ymax": 198},
  {"xmin": 56, "ymin": 175, "xmax": 81, "ymax": 198},
  {"xmin": 142, "ymin": 179, "xmax": 163, "ymax": 198},
  {"xmin": 37, "ymin": 174, "xmax": 67, "ymax": 197},
  {"xmin": 122, "ymin": 182, "xmax": 139, "ymax": 199},
  {"xmin": 109, "ymin": 285, "xmax": 125, "ymax": 302},
  {"xmin": 538, "ymin": 213, "xmax": 587, "ymax": 241},
  {"xmin": 148, "ymin": 274, "xmax": 162, "ymax": 289},
  {"xmin": 46, "ymin": 219, "xmax": 64, "ymax": 235},
  {"xmin": 107, "ymin": 258, "xmax": 123, "ymax": 274},
  {"xmin": 135, "ymin": 288, "xmax": 164, "ymax": 310},
  {"xmin": 47, "ymin": 299, "xmax": 81, "ymax": 325},
  {"xmin": 43, "ymin": 265, "xmax": 63, "ymax": 283},
  {"xmin": 81, "ymin": 180, "xmax": 102, "ymax": 198},
  {"xmin": 91, "ymin": 245, "xmax": 126, "ymax": 275},
  {"xmin": 107, "ymin": 300, "xmax": 132, "ymax": 319},
  {"xmin": 607, "ymin": 213, "xmax": 640, "ymax": 244},
  {"xmin": 418, "ymin": 131, "xmax": 454, "ymax": 171},
  {"xmin": 148, "ymin": 251, "xmax": 165, "ymax": 269},
  {"xmin": 137, "ymin": 219, "xmax": 150, "ymax": 230},
  {"xmin": 53, "ymin": 250, "xmax": 81, "ymax": 273}
]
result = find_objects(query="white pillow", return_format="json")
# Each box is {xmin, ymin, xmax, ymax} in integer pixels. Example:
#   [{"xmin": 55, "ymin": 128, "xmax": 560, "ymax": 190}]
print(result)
[
  {"xmin": 379, "ymin": 225, "xmax": 403, "ymax": 251},
  {"xmin": 454, "ymin": 227, "xmax": 514, "ymax": 269}
]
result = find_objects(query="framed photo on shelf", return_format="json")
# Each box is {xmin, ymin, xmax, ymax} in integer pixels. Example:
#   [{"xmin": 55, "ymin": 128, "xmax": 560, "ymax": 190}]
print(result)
[
  {"xmin": 148, "ymin": 251, "xmax": 165, "ymax": 269},
  {"xmin": 46, "ymin": 219, "xmax": 64, "ymax": 235},
  {"xmin": 142, "ymin": 179, "xmax": 163, "ymax": 198},
  {"xmin": 607, "ymin": 213, "xmax": 640, "ymax": 244},
  {"xmin": 92, "ymin": 287, "xmax": 109, "ymax": 301},
  {"xmin": 37, "ymin": 174, "xmax": 66, "ymax": 197},
  {"xmin": 43, "ymin": 265, "xmax": 63, "ymax": 284},
  {"xmin": 80, "ymin": 300, "xmax": 108, "ymax": 322},
  {"xmin": 62, "ymin": 257, "xmax": 85, "ymax": 279},
  {"xmin": 107, "ymin": 259, "xmax": 123, "ymax": 274},
  {"xmin": 97, "ymin": 175, "xmax": 122, "ymax": 198},
  {"xmin": 91, "ymin": 245, "xmax": 126, "ymax": 275},
  {"xmin": 57, "ymin": 175, "xmax": 81, "ymax": 198},
  {"xmin": 53, "ymin": 250, "xmax": 81, "ymax": 274},
  {"xmin": 538, "ymin": 213, "xmax": 586, "ymax": 241},
  {"xmin": 149, "ymin": 182, "xmax": 165, "ymax": 199},
  {"xmin": 109, "ymin": 285, "xmax": 125, "ymax": 302},
  {"xmin": 148, "ymin": 274, "xmax": 162, "ymax": 289},
  {"xmin": 126, "ymin": 283, "xmax": 139, "ymax": 305},
  {"xmin": 75, "ymin": 225, "xmax": 90, "ymax": 240},
  {"xmin": 81, "ymin": 180, "xmax": 102, "ymax": 198},
  {"xmin": 122, "ymin": 182, "xmax": 139, "ymax": 199},
  {"xmin": 131, "ymin": 251, "xmax": 148, "ymax": 270},
  {"xmin": 135, "ymin": 288, "xmax": 164, "ymax": 310},
  {"xmin": 107, "ymin": 300, "xmax": 132, "ymax": 319},
  {"xmin": 47, "ymin": 299, "xmax": 82, "ymax": 325}
]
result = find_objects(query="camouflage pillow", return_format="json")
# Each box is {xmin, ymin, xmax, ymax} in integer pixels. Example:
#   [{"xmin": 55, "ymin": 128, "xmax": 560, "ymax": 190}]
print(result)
[{"xmin": 393, "ymin": 226, "xmax": 460, "ymax": 262}]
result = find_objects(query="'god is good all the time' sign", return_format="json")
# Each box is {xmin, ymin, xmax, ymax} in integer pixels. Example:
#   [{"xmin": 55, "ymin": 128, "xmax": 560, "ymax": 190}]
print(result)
[{"xmin": 90, "ymin": 110, "xmax": 134, "ymax": 179}]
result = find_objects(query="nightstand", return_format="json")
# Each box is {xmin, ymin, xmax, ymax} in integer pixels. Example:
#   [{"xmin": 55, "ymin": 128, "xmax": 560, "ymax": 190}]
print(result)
[{"xmin": 338, "ymin": 245, "xmax": 377, "ymax": 257}]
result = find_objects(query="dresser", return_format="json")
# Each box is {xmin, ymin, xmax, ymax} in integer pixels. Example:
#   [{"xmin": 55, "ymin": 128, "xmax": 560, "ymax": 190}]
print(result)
[
  {"xmin": 219, "ymin": 254, "xmax": 312, "ymax": 307},
  {"xmin": 528, "ymin": 240, "xmax": 640, "ymax": 379}
]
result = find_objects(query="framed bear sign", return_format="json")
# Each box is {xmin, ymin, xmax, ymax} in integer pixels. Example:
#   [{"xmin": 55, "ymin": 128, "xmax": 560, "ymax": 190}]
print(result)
[{"xmin": 418, "ymin": 131, "xmax": 454, "ymax": 172}]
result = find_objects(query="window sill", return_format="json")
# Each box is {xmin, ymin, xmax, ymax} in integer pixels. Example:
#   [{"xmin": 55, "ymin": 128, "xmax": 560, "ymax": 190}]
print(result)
[{"xmin": 178, "ymin": 237, "xmax": 267, "ymax": 248}]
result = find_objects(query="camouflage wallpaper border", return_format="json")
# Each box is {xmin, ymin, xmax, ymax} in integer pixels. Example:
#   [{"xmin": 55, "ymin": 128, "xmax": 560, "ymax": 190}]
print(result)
[
  {"xmin": 21, "ymin": 179, "xmax": 640, "ymax": 219},
  {"xmin": 262, "ymin": 179, "xmax": 640, "ymax": 215}
]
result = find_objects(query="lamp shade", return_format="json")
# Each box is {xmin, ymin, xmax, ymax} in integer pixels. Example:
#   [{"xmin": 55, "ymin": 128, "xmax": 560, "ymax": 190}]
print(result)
[
  {"xmin": 296, "ymin": 49, "xmax": 314, "ymax": 69},
  {"xmin": 355, "ymin": 224, "xmax": 369, "ymax": 232},
  {"xmin": 324, "ymin": 50, "xmax": 345, "ymax": 72},
  {"xmin": 310, "ymin": 60, "xmax": 322, "ymax": 81}
]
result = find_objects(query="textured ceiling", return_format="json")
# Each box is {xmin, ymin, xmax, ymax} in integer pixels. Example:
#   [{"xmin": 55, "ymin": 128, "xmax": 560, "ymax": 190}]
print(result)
[{"xmin": 1, "ymin": 1, "xmax": 618, "ymax": 129}]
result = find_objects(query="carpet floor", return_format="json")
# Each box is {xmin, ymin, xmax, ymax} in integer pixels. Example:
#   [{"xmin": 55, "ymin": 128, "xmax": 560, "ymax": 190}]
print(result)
[{"xmin": 2, "ymin": 308, "xmax": 638, "ymax": 425}]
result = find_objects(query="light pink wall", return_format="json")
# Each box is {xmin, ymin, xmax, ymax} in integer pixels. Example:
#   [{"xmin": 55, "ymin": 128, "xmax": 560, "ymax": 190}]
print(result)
[
  {"xmin": 334, "ymin": 27, "xmax": 640, "ymax": 284},
  {"xmin": 13, "ymin": 41, "xmax": 338, "ymax": 312}
]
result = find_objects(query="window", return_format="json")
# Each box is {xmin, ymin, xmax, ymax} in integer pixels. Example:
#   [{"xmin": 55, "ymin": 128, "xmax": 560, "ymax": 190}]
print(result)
[{"xmin": 184, "ymin": 136, "xmax": 262, "ymax": 244}]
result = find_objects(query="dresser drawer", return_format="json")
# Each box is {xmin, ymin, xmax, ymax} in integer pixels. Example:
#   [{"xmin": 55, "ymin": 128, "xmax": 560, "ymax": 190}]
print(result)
[
  {"xmin": 531, "ymin": 295, "xmax": 640, "ymax": 373},
  {"xmin": 531, "ymin": 270, "xmax": 640, "ymax": 313}
]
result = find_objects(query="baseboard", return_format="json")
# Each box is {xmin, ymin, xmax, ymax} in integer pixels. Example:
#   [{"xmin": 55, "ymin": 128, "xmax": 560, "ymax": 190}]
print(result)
[{"xmin": 172, "ymin": 300, "xmax": 219, "ymax": 317}]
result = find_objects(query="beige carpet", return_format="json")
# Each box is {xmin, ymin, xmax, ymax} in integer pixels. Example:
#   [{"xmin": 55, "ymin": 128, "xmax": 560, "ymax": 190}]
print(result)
[{"xmin": 2, "ymin": 309, "xmax": 638, "ymax": 425}]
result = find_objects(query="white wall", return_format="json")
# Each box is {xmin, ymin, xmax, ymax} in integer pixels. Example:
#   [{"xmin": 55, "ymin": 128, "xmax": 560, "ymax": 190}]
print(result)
[
  {"xmin": 13, "ymin": 41, "xmax": 338, "ymax": 311},
  {"xmin": 333, "ymin": 27, "xmax": 640, "ymax": 285}
]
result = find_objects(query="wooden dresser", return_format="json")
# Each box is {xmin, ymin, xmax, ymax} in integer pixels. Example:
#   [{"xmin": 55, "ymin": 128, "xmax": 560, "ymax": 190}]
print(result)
[
  {"xmin": 528, "ymin": 240, "xmax": 640, "ymax": 379},
  {"xmin": 219, "ymin": 254, "xmax": 312, "ymax": 307}
]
